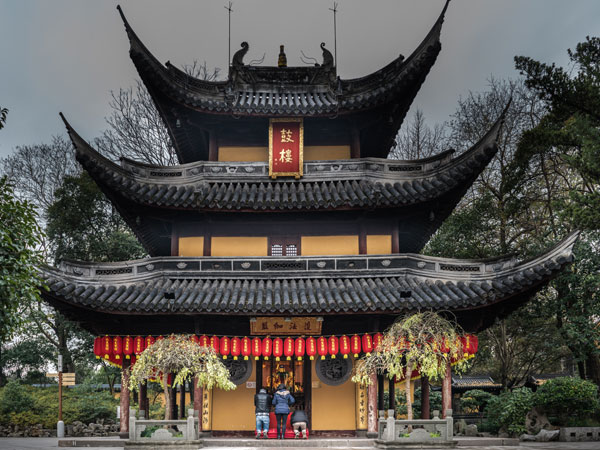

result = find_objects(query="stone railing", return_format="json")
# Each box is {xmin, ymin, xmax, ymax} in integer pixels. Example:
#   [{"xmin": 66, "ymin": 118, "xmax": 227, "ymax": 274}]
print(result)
[
  {"xmin": 376, "ymin": 409, "xmax": 455, "ymax": 448},
  {"xmin": 128, "ymin": 409, "xmax": 199, "ymax": 442}
]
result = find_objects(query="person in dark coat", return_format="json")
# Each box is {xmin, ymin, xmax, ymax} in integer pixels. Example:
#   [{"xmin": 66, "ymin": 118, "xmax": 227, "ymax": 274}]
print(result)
[
  {"xmin": 272, "ymin": 383, "xmax": 295, "ymax": 439},
  {"xmin": 254, "ymin": 388, "xmax": 272, "ymax": 438},
  {"xmin": 290, "ymin": 407, "xmax": 309, "ymax": 439}
]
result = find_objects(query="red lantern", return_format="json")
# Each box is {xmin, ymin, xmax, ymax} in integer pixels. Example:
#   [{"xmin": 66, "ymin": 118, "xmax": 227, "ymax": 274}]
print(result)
[
  {"xmin": 262, "ymin": 337, "xmax": 272, "ymax": 360},
  {"xmin": 123, "ymin": 336, "xmax": 133, "ymax": 359},
  {"xmin": 462, "ymin": 334, "xmax": 478, "ymax": 356},
  {"xmin": 373, "ymin": 333, "xmax": 383, "ymax": 351},
  {"xmin": 284, "ymin": 338, "xmax": 294, "ymax": 360},
  {"xmin": 156, "ymin": 335, "xmax": 164, "ymax": 341},
  {"xmin": 351, "ymin": 334, "xmax": 361, "ymax": 357},
  {"xmin": 306, "ymin": 337, "xmax": 317, "ymax": 360},
  {"xmin": 144, "ymin": 335, "xmax": 155, "ymax": 350},
  {"xmin": 93, "ymin": 337, "xmax": 102, "ymax": 359},
  {"xmin": 362, "ymin": 334, "xmax": 373, "ymax": 355},
  {"xmin": 167, "ymin": 373, "xmax": 173, "ymax": 387},
  {"xmin": 471, "ymin": 335, "xmax": 478, "ymax": 354},
  {"xmin": 220, "ymin": 336, "xmax": 230, "ymax": 359},
  {"xmin": 231, "ymin": 337, "xmax": 241, "ymax": 360},
  {"xmin": 241, "ymin": 337, "xmax": 251, "ymax": 360},
  {"xmin": 273, "ymin": 337, "xmax": 283, "ymax": 361},
  {"xmin": 113, "ymin": 336, "xmax": 123, "ymax": 360},
  {"xmin": 317, "ymin": 336, "xmax": 328, "ymax": 360},
  {"xmin": 328, "ymin": 336, "xmax": 339, "ymax": 359},
  {"xmin": 199, "ymin": 335, "xmax": 210, "ymax": 348},
  {"xmin": 339, "ymin": 335, "xmax": 351, "ymax": 359},
  {"xmin": 190, "ymin": 335, "xmax": 199, "ymax": 344},
  {"xmin": 102, "ymin": 336, "xmax": 112, "ymax": 359},
  {"xmin": 134, "ymin": 336, "xmax": 145, "ymax": 355},
  {"xmin": 252, "ymin": 337, "xmax": 262, "ymax": 360},
  {"xmin": 210, "ymin": 336, "xmax": 220, "ymax": 354},
  {"xmin": 294, "ymin": 337, "xmax": 305, "ymax": 360}
]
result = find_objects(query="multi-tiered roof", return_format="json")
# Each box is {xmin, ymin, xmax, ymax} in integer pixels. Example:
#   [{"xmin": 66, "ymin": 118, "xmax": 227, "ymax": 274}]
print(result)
[{"xmin": 42, "ymin": 2, "xmax": 576, "ymax": 336}]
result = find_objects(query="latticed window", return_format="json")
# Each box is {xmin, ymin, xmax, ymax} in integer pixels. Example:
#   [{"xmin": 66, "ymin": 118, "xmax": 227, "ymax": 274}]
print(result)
[{"xmin": 269, "ymin": 238, "xmax": 300, "ymax": 256}]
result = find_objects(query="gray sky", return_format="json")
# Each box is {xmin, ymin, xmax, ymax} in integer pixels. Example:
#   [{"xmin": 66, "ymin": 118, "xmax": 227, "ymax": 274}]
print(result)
[{"xmin": 1, "ymin": 0, "xmax": 599, "ymax": 159}]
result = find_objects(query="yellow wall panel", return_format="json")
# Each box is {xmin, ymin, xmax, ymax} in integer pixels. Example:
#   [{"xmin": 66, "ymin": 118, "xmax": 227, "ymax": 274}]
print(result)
[
  {"xmin": 366, "ymin": 235, "xmax": 392, "ymax": 255},
  {"xmin": 212, "ymin": 361, "xmax": 256, "ymax": 430},
  {"xmin": 211, "ymin": 237, "xmax": 268, "ymax": 257},
  {"xmin": 178, "ymin": 237, "xmax": 204, "ymax": 257},
  {"xmin": 217, "ymin": 145, "xmax": 351, "ymax": 162},
  {"xmin": 304, "ymin": 146, "xmax": 351, "ymax": 161},
  {"xmin": 218, "ymin": 147, "xmax": 268, "ymax": 162},
  {"xmin": 311, "ymin": 361, "xmax": 356, "ymax": 430},
  {"xmin": 301, "ymin": 236, "xmax": 359, "ymax": 256}
]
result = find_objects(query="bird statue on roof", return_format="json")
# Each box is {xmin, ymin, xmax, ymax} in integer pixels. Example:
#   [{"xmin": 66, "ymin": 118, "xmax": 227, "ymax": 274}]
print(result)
[
  {"xmin": 321, "ymin": 43, "xmax": 334, "ymax": 69},
  {"xmin": 232, "ymin": 41, "xmax": 249, "ymax": 67}
]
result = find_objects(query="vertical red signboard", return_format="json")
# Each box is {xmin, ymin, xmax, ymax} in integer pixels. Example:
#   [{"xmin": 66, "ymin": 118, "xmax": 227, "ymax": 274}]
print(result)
[{"xmin": 269, "ymin": 118, "xmax": 304, "ymax": 179}]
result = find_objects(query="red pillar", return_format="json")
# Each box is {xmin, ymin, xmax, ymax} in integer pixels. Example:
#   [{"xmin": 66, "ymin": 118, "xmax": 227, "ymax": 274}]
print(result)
[
  {"xmin": 367, "ymin": 372, "xmax": 378, "ymax": 436},
  {"xmin": 120, "ymin": 359, "xmax": 130, "ymax": 433},
  {"xmin": 421, "ymin": 376, "xmax": 430, "ymax": 419},
  {"xmin": 442, "ymin": 364, "xmax": 452, "ymax": 418}
]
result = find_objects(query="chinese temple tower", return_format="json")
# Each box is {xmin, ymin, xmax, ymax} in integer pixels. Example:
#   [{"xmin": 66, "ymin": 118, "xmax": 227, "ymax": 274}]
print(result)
[{"xmin": 43, "ymin": 1, "xmax": 577, "ymax": 437}]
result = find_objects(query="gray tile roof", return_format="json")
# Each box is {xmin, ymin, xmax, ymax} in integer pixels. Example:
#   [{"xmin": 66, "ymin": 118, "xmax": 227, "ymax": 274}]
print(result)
[
  {"xmin": 61, "ymin": 110, "xmax": 500, "ymax": 212},
  {"xmin": 41, "ymin": 232, "xmax": 577, "ymax": 319}
]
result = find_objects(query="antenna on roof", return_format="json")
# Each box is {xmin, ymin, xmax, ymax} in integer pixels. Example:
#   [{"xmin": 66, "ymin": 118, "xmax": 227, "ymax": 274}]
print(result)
[
  {"xmin": 328, "ymin": 2, "xmax": 338, "ymax": 67},
  {"xmin": 225, "ymin": 1, "xmax": 234, "ymax": 66}
]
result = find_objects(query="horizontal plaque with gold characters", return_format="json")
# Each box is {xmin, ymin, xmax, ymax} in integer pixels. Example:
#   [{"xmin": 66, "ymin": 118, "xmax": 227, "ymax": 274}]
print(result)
[
  {"xmin": 269, "ymin": 118, "xmax": 303, "ymax": 179},
  {"xmin": 250, "ymin": 316, "xmax": 322, "ymax": 335}
]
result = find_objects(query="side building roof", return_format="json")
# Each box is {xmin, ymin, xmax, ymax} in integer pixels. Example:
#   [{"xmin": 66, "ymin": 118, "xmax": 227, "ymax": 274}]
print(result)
[{"xmin": 40, "ymin": 232, "xmax": 578, "ymax": 335}]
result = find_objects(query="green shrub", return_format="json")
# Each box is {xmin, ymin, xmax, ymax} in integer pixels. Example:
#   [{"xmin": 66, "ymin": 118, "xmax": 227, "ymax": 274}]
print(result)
[
  {"xmin": 534, "ymin": 377, "xmax": 599, "ymax": 426},
  {"xmin": 484, "ymin": 387, "xmax": 534, "ymax": 436},
  {"xmin": 0, "ymin": 381, "xmax": 34, "ymax": 414},
  {"xmin": 461, "ymin": 389, "xmax": 493, "ymax": 413}
]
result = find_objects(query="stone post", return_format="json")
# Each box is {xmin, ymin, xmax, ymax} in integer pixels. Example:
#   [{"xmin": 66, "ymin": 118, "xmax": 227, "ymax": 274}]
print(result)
[
  {"xmin": 120, "ymin": 359, "xmax": 131, "ymax": 433},
  {"xmin": 442, "ymin": 364, "xmax": 451, "ymax": 419},
  {"xmin": 186, "ymin": 409, "xmax": 196, "ymax": 440},
  {"xmin": 367, "ymin": 372, "xmax": 378, "ymax": 437},
  {"xmin": 129, "ymin": 415, "xmax": 136, "ymax": 441}
]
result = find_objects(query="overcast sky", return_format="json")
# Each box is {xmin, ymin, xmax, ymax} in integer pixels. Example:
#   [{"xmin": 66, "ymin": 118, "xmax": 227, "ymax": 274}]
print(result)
[{"xmin": 1, "ymin": 0, "xmax": 599, "ymax": 159}]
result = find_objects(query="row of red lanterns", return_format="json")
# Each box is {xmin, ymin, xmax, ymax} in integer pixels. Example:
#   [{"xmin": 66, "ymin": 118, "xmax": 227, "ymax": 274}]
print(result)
[{"xmin": 94, "ymin": 334, "xmax": 478, "ymax": 362}]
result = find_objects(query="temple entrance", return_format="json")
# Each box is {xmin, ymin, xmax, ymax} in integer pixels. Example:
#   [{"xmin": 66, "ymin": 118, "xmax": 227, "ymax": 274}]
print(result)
[{"xmin": 260, "ymin": 359, "xmax": 306, "ymax": 410}]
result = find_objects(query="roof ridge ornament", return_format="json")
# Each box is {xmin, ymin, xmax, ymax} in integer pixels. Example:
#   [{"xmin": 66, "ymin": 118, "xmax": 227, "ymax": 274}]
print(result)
[
  {"xmin": 321, "ymin": 43, "xmax": 334, "ymax": 70},
  {"xmin": 231, "ymin": 41, "xmax": 248, "ymax": 68}
]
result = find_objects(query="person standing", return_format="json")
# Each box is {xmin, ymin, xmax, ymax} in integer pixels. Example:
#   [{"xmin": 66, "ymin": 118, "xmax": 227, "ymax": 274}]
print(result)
[
  {"xmin": 272, "ymin": 383, "xmax": 295, "ymax": 439},
  {"xmin": 290, "ymin": 407, "xmax": 309, "ymax": 439},
  {"xmin": 254, "ymin": 388, "xmax": 272, "ymax": 439}
]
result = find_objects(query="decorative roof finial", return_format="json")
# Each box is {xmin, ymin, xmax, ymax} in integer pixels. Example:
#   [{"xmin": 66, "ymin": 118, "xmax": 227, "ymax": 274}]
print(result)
[
  {"xmin": 278, "ymin": 45, "xmax": 287, "ymax": 68},
  {"xmin": 232, "ymin": 41, "xmax": 249, "ymax": 67},
  {"xmin": 320, "ymin": 43, "xmax": 334, "ymax": 69}
]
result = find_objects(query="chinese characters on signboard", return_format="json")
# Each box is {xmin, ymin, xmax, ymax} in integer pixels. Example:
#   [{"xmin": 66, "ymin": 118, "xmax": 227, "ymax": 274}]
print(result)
[
  {"xmin": 250, "ymin": 316, "xmax": 322, "ymax": 335},
  {"xmin": 269, "ymin": 118, "xmax": 304, "ymax": 179}
]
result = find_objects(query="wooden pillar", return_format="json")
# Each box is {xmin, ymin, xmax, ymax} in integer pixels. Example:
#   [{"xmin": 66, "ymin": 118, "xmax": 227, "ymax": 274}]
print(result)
[
  {"xmin": 377, "ymin": 374, "xmax": 385, "ymax": 410},
  {"xmin": 367, "ymin": 372, "xmax": 378, "ymax": 436},
  {"xmin": 442, "ymin": 365, "xmax": 452, "ymax": 418},
  {"xmin": 193, "ymin": 377, "xmax": 203, "ymax": 421},
  {"xmin": 421, "ymin": 376, "xmax": 430, "ymax": 419},
  {"xmin": 209, "ymin": 132, "xmax": 218, "ymax": 161},
  {"xmin": 170, "ymin": 377, "xmax": 178, "ymax": 420},
  {"xmin": 120, "ymin": 359, "xmax": 130, "ymax": 433},
  {"xmin": 304, "ymin": 358, "xmax": 312, "ymax": 431},
  {"xmin": 179, "ymin": 382, "xmax": 186, "ymax": 418},
  {"xmin": 388, "ymin": 377, "xmax": 395, "ymax": 411},
  {"xmin": 351, "ymin": 128, "xmax": 361, "ymax": 159},
  {"xmin": 139, "ymin": 381, "xmax": 148, "ymax": 418}
]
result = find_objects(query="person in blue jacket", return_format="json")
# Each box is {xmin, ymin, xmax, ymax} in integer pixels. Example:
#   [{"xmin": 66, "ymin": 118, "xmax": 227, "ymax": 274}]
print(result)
[{"xmin": 272, "ymin": 383, "xmax": 295, "ymax": 439}]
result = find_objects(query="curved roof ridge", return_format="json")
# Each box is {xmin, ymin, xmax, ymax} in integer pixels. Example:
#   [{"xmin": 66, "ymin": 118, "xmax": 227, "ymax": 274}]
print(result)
[{"xmin": 341, "ymin": 0, "xmax": 449, "ymax": 88}]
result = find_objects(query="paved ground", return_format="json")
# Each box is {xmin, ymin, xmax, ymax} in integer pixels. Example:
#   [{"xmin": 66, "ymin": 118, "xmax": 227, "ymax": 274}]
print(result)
[{"xmin": 1, "ymin": 438, "xmax": 600, "ymax": 450}]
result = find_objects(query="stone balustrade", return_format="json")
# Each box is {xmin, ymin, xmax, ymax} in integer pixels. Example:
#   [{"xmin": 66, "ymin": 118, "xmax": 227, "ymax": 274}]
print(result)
[
  {"xmin": 128, "ymin": 409, "xmax": 199, "ymax": 442},
  {"xmin": 376, "ymin": 409, "xmax": 456, "ymax": 448}
]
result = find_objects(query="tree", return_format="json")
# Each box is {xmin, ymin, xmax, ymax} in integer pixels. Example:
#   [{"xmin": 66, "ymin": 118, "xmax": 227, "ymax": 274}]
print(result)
[
  {"xmin": 0, "ymin": 108, "xmax": 7, "ymax": 130},
  {"xmin": 0, "ymin": 177, "xmax": 44, "ymax": 341},
  {"xmin": 96, "ymin": 61, "xmax": 221, "ymax": 166},
  {"xmin": 352, "ymin": 312, "xmax": 470, "ymax": 421},
  {"xmin": 389, "ymin": 109, "xmax": 447, "ymax": 160},
  {"xmin": 513, "ymin": 36, "xmax": 600, "ymax": 230},
  {"xmin": 129, "ymin": 335, "xmax": 235, "ymax": 420}
]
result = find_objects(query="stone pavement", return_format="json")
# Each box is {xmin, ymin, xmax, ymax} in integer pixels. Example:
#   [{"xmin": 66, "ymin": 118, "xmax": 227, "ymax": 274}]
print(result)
[{"xmin": 1, "ymin": 438, "xmax": 600, "ymax": 450}]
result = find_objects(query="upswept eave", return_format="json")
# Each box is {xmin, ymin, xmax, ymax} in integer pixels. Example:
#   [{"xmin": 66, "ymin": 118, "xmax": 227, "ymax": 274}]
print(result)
[
  {"xmin": 59, "ymin": 103, "xmax": 502, "ymax": 213},
  {"xmin": 40, "ymin": 231, "xmax": 578, "ymax": 326}
]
